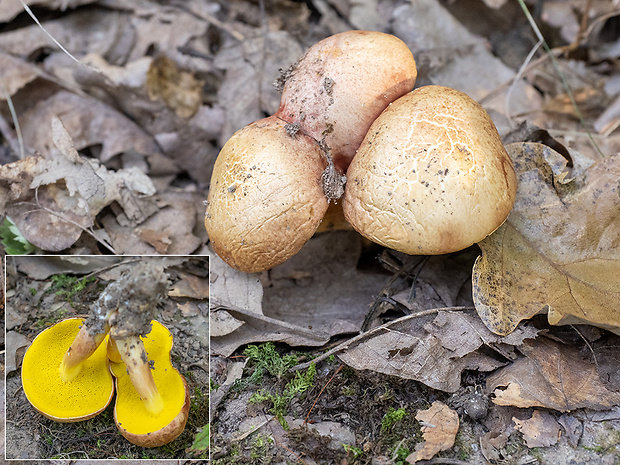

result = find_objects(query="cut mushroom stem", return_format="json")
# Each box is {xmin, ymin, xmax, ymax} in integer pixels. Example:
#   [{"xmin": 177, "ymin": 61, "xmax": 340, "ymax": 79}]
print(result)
[
  {"xmin": 107, "ymin": 337, "xmax": 122, "ymax": 364},
  {"xmin": 114, "ymin": 335, "xmax": 164, "ymax": 416},
  {"xmin": 59, "ymin": 325, "xmax": 109, "ymax": 383}
]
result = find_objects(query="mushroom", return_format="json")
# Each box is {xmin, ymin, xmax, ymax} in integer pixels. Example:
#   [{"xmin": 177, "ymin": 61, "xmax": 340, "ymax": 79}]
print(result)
[
  {"xmin": 21, "ymin": 317, "xmax": 114, "ymax": 422},
  {"xmin": 21, "ymin": 262, "xmax": 190, "ymax": 448},
  {"xmin": 110, "ymin": 320, "xmax": 190, "ymax": 448},
  {"xmin": 343, "ymin": 85, "xmax": 517, "ymax": 255},
  {"xmin": 205, "ymin": 31, "xmax": 417, "ymax": 272},
  {"xmin": 205, "ymin": 116, "xmax": 328, "ymax": 273},
  {"xmin": 104, "ymin": 261, "xmax": 170, "ymax": 416},
  {"xmin": 59, "ymin": 321, "xmax": 109, "ymax": 383},
  {"xmin": 276, "ymin": 30, "xmax": 417, "ymax": 174}
]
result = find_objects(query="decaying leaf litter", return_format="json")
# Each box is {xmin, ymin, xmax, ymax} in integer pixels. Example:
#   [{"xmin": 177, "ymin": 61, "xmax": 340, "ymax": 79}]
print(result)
[
  {"xmin": 5, "ymin": 255, "xmax": 209, "ymax": 459},
  {"xmin": 0, "ymin": 0, "xmax": 618, "ymax": 463}
]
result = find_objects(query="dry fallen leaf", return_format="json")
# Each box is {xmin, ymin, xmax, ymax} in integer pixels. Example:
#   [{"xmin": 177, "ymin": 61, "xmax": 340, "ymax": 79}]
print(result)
[
  {"xmin": 1, "ymin": 116, "xmax": 157, "ymax": 251},
  {"xmin": 5, "ymin": 331, "xmax": 31, "ymax": 374},
  {"xmin": 473, "ymin": 143, "xmax": 620, "ymax": 336},
  {"xmin": 406, "ymin": 401, "xmax": 459, "ymax": 463},
  {"xmin": 593, "ymin": 335, "xmax": 620, "ymax": 391},
  {"xmin": 146, "ymin": 55, "xmax": 203, "ymax": 119},
  {"xmin": 512, "ymin": 410, "xmax": 560, "ymax": 449},
  {"xmin": 486, "ymin": 337, "xmax": 620, "ymax": 411},
  {"xmin": 338, "ymin": 309, "xmax": 506, "ymax": 393},
  {"xmin": 169, "ymin": 271, "xmax": 210, "ymax": 300},
  {"xmin": 20, "ymin": 91, "xmax": 159, "ymax": 163},
  {"xmin": 513, "ymin": 410, "xmax": 561, "ymax": 448},
  {"xmin": 558, "ymin": 413, "xmax": 583, "ymax": 447}
]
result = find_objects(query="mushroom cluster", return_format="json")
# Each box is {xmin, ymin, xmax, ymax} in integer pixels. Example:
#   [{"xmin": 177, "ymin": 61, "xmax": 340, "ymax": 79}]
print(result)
[
  {"xmin": 205, "ymin": 30, "xmax": 417, "ymax": 272},
  {"xmin": 205, "ymin": 31, "xmax": 517, "ymax": 272},
  {"xmin": 21, "ymin": 262, "xmax": 189, "ymax": 448}
]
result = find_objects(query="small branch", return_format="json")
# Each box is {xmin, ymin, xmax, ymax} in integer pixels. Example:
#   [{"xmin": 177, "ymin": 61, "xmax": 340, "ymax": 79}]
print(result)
[
  {"xmin": 291, "ymin": 306, "xmax": 475, "ymax": 371},
  {"xmin": 304, "ymin": 364, "xmax": 343, "ymax": 426},
  {"xmin": 416, "ymin": 459, "xmax": 472, "ymax": 465},
  {"xmin": 16, "ymin": 189, "xmax": 117, "ymax": 254}
]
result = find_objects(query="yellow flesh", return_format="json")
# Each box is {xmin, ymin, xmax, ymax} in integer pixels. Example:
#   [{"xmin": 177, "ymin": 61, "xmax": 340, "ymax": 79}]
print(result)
[
  {"xmin": 111, "ymin": 321, "xmax": 185, "ymax": 435},
  {"xmin": 21, "ymin": 318, "xmax": 114, "ymax": 420}
]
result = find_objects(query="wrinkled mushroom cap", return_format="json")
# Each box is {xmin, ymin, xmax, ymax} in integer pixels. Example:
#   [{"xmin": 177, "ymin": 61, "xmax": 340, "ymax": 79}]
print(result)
[
  {"xmin": 21, "ymin": 318, "xmax": 114, "ymax": 422},
  {"xmin": 276, "ymin": 30, "xmax": 417, "ymax": 173},
  {"xmin": 205, "ymin": 115, "xmax": 329, "ymax": 272},
  {"xmin": 111, "ymin": 320, "xmax": 189, "ymax": 447},
  {"xmin": 343, "ymin": 85, "xmax": 517, "ymax": 255}
]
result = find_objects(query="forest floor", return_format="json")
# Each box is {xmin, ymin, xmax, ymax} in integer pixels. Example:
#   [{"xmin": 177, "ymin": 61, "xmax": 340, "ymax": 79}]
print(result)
[{"xmin": 0, "ymin": 0, "xmax": 619, "ymax": 464}]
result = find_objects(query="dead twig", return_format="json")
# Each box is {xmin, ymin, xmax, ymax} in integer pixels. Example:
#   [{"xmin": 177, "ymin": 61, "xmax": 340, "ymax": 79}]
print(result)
[
  {"xmin": 291, "ymin": 306, "xmax": 475, "ymax": 371},
  {"xmin": 14, "ymin": 187, "xmax": 117, "ymax": 254},
  {"xmin": 416, "ymin": 459, "xmax": 472, "ymax": 465},
  {"xmin": 218, "ymin": 305, "xmax": 330, "ymax": 341},
  {"xmin": 303, "ymin": 364, "xmax": 343, "ymax": 427}
]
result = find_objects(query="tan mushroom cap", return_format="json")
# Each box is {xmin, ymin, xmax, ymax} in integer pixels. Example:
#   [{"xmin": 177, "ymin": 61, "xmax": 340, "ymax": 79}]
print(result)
[
  {"xmin": 343, "ymin": 85, "xmax": 517, "ymax": 255},
  {"xmin": 276, "ymin": 30, "xmax": 417, "ymax": 173},
  {"xmin": 21, "ymin": 318, "xmax": 114, "ymax": 422},
  {"xmin": 205, "ymin": 115, "xmax": 328, "ymax": 272},
  {"xmin": 111, "ymin": 320, "xmax": 189, "ymax": 448}
]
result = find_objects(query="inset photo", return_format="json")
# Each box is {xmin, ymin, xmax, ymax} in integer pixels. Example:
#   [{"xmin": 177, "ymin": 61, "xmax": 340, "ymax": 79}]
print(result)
[{"xmin": 5, "ymin": 255, "xmax": 209, "ymax": 460}]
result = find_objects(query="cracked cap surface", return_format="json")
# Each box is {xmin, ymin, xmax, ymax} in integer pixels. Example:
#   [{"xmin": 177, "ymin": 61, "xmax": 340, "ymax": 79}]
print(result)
[{"xmin": 343, "ymin": 85, "xmax": 517, "ymax": 255}]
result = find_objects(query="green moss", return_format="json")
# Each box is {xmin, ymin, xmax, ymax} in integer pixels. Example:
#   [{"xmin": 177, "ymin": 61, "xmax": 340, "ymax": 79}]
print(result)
[
  {"xmin": 250, "ymin": 434, "xmax": 274, "ymax": 461},
  {"xmin": 343, "ymin": 443, "xmax": 363, "ymax": 458},
  {"xmin": 243, "ymin": 342, "xmax": 299, "ymax": 383},
  {"xmin": 381, "ymin": 407, "xmax": 408, "ymax": 433},
  {"xmin": 49, "ymin": 274, "xmax": 97, "ymax": 302},
  {"xmin": 250, "ymin": 363, "xmax": 316, "ymax": 429}
]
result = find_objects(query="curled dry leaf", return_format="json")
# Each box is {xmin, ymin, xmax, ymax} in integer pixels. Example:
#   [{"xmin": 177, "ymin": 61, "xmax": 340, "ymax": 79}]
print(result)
[
  {"xmin": 486, "ymin": 337, "xmax": 620, "ymax": 411},
  {"xmin": 337, "ymin": 309, "xmax": 506, "ymax": 393},
  {"xmin": 0, "ymin": 116, "xmax": 156, "ymax": 251},
  {"xmin": 473, "ymin": 142, "xmax": 620, "ymax": 336},
  {"xmin": 513, "ymin": 410, "xmax": 561, "ymax": 448},
  {"xmin": 406, "ymin": 401, "xmax": 459, "ymax": 463}
]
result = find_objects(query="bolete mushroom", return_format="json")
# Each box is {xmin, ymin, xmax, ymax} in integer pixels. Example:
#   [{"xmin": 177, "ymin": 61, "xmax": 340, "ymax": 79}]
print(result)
[
  {"xmin": 21, "ymin": 317, "xmax": 114, "ymax": 422},
  {"xmin": 22, "ymin": 261, "xmax": 189, "ymax": 448},
  {"xmin": 57, "ymin": 262, "xmax": 169, "ymax": 416},
  {"xmin": 205, "ymin": 30, "xmax": 417, "ymax": 272},
  {"xmin": 110, "ymin": 320, "xmax": 190, "ymax": 448},
  {"xmin": 275, "ymin": 30, "xmax": 417, "ymax": 174},
  {"xmin": 205, "ymin": 116, "xmax": 329, "ymax": 273},
  {"xmin": 343, "ymin": 85, "xmax": 517, "ymax": 255}
]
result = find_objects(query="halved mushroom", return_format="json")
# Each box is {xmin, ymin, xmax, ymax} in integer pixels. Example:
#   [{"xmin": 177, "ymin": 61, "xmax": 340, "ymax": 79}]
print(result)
[
  {"xmin": 110, "ymin": 320, "xmax": 189, "ymax": 448},
  {"xmin": 59, "ymin": 321, "xmax": 109, "ymax": 383},
  {"xmin": 21, "ymin": 318, "xmax": 114, "ymax": 422}
]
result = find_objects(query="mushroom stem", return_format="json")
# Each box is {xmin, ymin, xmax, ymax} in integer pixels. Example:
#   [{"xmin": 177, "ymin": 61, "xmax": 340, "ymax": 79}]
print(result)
[
  {"xmin": 114, "ymin": 336, "xmax": 164, "ymax": 416},
  {"xmin": 107, "ymin": 337, "xmax": 122, "ymax": 364},
  {"xmin": 59, "ymin": 325, "xmax": 109, "ymax": 383}
]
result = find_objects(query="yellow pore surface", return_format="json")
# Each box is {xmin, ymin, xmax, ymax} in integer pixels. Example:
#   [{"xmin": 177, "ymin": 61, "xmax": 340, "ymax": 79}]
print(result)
[
  {"xmin": 110, "ymin": 321, "xmax": 186, "ymax": 435},
  {"xmin": 21, "ymin": 318, "xmax": 113, "ymax": 421}
]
